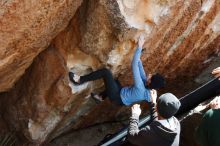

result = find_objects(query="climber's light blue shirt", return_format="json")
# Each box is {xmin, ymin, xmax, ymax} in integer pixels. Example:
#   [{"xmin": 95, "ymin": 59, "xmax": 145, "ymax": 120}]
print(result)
[{"xmin": 120, "ymin": 47, "xmax": 151, "ymax": 105}]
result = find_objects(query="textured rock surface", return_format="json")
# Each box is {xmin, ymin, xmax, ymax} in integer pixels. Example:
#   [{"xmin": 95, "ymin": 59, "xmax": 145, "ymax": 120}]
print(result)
[
  {"xmin": 0, "ymin": 115, "xmax": 8, "ymax": 136},
  {"xmin": 0, "ymin": 0, "xmax": 220, "ymax": 145},
  {"xmin": 1, "ymin": 46, "xmax": 72, "ymax": 144},
  {"xmin": 0, "ymin": 0, "xmax": 82, "ymax": 92}
]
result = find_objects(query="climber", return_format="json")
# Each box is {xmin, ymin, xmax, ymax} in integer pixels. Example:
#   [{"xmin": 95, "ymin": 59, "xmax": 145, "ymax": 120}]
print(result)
[
  {"xmin": 68, "ymin": 35, "xmax": 165, "ymax": 105},
  {"xmin": 127, "ymin": 90, "xmax": 181, "ymax": 146},
  {"xmin": 194, "ymin": 67, "xmax": 220, "ymax": 146}
]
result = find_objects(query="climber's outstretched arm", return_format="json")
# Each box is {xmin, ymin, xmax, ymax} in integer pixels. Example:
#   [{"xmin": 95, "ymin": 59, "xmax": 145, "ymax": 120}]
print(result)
[
  {"xmin": 138, "ymin": 60, "xmax": 147, "ymax": 83},
  {"xmin": 131, "ymin": 35, "xmax": 145, "ymax": 87}
]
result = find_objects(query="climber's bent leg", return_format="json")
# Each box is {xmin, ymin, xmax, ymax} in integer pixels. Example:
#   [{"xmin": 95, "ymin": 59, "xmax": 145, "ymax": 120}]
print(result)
[{"xmin": 80, "ymin": 68, "xmax": 124, "ymax": 105}]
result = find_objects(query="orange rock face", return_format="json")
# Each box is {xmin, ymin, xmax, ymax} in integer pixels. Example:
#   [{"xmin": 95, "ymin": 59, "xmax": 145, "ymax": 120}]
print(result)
[
  {"xmin": 0, "ymin": 0, "xmax": 220, "ymax": 145},
  {"xmin": 0, "ymin": 0, "xmax": 82, "ymax": 92}
]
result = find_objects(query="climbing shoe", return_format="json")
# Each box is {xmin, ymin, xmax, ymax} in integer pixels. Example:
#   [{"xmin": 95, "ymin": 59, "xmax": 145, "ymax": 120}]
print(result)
[
  {"xmin": 69, "ymin": 72, "xmax": 81, "ymax": 85},
  {"xmin": 90, "ymin": 92, "xmax": 103, "ymax": 104}
]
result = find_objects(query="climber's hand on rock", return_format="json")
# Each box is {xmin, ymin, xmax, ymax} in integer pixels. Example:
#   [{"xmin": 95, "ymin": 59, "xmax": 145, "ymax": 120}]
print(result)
[
  {"xmin": 138, "ymin": 34, "xmax": 145, "ymax": 49},
  {"xmin": 212, "ymin": 67, "xmax": 220, "ymax": 80}
]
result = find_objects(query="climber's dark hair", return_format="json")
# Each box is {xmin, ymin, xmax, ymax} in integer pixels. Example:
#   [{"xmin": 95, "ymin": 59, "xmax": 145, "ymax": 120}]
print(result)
[{"xmin": 148, "ymin": 73, "xmax": 165, "ymax": 89}]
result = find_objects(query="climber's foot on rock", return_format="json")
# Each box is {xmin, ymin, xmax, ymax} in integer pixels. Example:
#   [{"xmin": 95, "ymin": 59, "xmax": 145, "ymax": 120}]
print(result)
[
  {"xmin": 69, "ymin": 72, "xmax": 81, "ymax": 85},
  {"xmin": 90, "ymin": 92, "xmax": 104, "ymax": 104}
]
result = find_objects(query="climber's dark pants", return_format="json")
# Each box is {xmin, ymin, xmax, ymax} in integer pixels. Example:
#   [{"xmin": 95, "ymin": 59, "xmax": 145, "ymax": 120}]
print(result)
[{"xmin": 80, "ymin": 68, "xmax": 124, "ymax": 105}]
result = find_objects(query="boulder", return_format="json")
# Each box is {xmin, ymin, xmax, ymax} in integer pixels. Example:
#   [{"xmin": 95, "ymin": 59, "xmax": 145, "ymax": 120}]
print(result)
[
  {"xmin": 1, "ymin": 0, "xmax": 220, "ymax": 145},
  {"xmin": 0, "ymin": 0, "xmax": 82, "ymax": 92}
]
